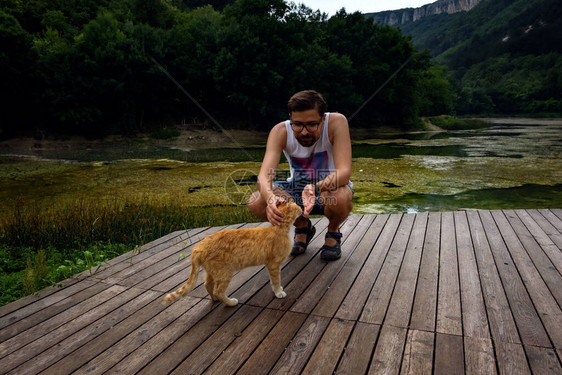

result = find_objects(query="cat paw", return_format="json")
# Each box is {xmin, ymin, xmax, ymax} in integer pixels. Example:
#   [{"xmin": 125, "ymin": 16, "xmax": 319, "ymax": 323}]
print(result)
[
  {"xmin": 224, "ymin": 298, "xmax": 238, "ymax": 306},
  {"xmin": 275, "ymin": 291, "xmax": 287, "ymax": 299}
]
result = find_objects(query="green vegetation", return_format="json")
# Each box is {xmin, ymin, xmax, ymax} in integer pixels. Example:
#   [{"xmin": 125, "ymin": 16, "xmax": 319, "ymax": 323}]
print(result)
[
  {"xmin": 0, "ymin": 156, "xmax": 260, "ymax": 305},
  {"xmin": 0, "ymin": 0, "xmax": 453, "ymax": 138},
  {"xmin": 400, "ymin": 0, "xmax": 562, "ymax": 116},
  {"xmin": 427, "ymin": 115, "xmax": 489, "ymax": 130},
  {"xmin": 150, "ymin": 128, "xmax": 181, "ymax": 140}
]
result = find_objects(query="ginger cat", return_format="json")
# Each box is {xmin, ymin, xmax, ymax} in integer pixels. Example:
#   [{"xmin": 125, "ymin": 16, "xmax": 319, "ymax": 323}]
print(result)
[{"xmin": 163, "ymin": 201, "xmax": 303, "ymax": 306}]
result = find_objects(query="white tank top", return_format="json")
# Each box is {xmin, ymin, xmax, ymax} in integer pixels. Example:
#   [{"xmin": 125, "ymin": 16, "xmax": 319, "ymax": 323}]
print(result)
[{"xmin": 283, "ymin": 112, "xmax": 335, "ymax": 184}]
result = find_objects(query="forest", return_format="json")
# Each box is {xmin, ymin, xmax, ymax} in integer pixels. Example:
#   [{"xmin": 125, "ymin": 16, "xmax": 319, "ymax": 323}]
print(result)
[
  {"xmin": 400, "ymin": 0, "xmax": 562, "ymax": 115},
  {"xmin": 0, "ymin": 0, "xmax": 455, "ymax": 137}
]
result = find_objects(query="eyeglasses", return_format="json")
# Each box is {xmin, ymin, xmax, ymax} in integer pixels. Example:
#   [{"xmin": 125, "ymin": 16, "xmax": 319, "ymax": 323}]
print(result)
[{"xmin": 290, "ymin": 119, "xmax": 322, "ymax": 133}]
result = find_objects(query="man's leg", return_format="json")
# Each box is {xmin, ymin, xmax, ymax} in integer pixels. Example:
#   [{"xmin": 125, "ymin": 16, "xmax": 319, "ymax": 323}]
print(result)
[
  {"xmin": 320, "ymin": 185, "xmax": 354, "ymax": 247},
  {"xmin": 248, "ymin": 186, "xmax": 311, "ymax": 251}
]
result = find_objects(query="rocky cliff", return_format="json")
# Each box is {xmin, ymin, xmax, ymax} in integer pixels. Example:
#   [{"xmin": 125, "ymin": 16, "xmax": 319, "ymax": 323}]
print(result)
[{"xmin": 366, "ymin": 0, "xmax": 484, "ymax": 26}]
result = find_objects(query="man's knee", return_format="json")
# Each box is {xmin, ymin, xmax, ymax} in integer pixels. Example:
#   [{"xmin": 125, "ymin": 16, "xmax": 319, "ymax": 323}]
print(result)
[{"xmin": 321, "ymin": 186, "xmax": 353, "ymax": 213}]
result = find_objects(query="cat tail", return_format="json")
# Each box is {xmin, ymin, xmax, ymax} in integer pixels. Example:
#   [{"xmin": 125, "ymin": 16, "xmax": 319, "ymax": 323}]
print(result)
[{"xmin": 162, "ymin": 251, "xmax": 201, "ymax": 304}]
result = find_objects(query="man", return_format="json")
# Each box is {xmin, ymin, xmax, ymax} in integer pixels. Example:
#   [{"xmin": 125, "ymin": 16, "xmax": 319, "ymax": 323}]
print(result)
[{"xmin": 248, "ymin": 90, "xmax": 353, "ymax": 261}]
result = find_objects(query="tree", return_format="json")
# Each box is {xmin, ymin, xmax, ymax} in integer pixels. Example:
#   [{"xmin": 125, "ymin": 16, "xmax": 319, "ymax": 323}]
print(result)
[{"xmin": 0, "ymin": 10, "xmax": 36, "ymax": 136}]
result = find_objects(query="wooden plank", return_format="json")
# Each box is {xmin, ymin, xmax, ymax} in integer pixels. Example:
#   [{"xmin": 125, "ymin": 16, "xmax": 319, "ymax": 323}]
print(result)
[
  {"xmin": 455, "ymin": 211, "xmax": 490, "ymax": 339},
  {"xmin": 410, "ymin": 211, "xmax": 440, "ymax": 332},
  {"xmin": 525, "ymin": 345, "xmax": 562, "ymax": 375},
  {"xmin": 267, "ymin": 215, "xmax": 363, "ymax": 311},
  {"xmin": 3, "ymin": 209, "xmax": 562, "ymax": 375},
  {"xmin": 436, "ymin": 211, "xmax": 462, "ymax": 336},
  {"xmin": 434, "ymin": 333, "xmax": 464, "ymax": 375},
  {"xmin": 368, "ymin": 324, "xmax": 407, "ymax": 375},
  {"xmin": 541, "ymin": 209, "xmax": 562, "ymax": 232},
  {"xmin": 171, "ymin": 305, "xmax": 262, "ymax": 374},
  {"xmin": 136, "ymin": 256, "xmax": 198, "ymax": 293},
  {"xmin": 0, "ymin": 230, "xmax": 191, "ymax": 320},
  {"xmin": 336, "ymin": 322, "xmax": 379, "ymax": 374},
  {"xmin": 45, "ymin": 295, "xmax": 200, "ymax": 375},
  {"xmin": 312, "ymin": 215, "xmax": 387, "ymax": 318},
  {"xmin": 0, "ymin": 277, "xmax": 81, "ymax": 320},
  {"xmin": 0, "ymin": 280, "xmax": 111, "ymax": 344},
  {"xmin": 467, "ymin": 210, "xmax": 522, "ymax": 345},
  {"xmin": 400, "ymin": 329, "xmax": 434, "ymax": 375},
  {"xmin": 506, "ymin": 210, "xmax": 562, "ymax": 306},
  {"xmin": 492, "ymin": 210, "xmax": 562, "ymax": 349},
  {"xmin": 100, "ymin": 299, "xmax": 215, "ymax": 374},
  {"xmin": 495, "ymin": 341, "xmax": 531, "ymax": 375},
  {"xmin": 203, "ymin": 308, "xmax": 285, "ymax": 374},
  {"xmin": 0, "ymin": 278, "xmax": 99, "ymax": 330},
  {"xmin": 136, "ymin": 303, "xmax": 241, "ymax": 375},
  {"xmin": 301, "ymin": 318, "xmax": 354, "ymax": 375},
  {"xmin": 480, "ymin": 210, "xmax": 551, "ymax": 348},
  {"xmin": 5, "ymin": 288, "xmax": 158, "ymax": 375},
  {"xmin": 100, "ymin": 224, "xmax": 235, "ymax": 286},
  {"xmin": 516, "ymin": 210, "xmax": 562, "ymax": 275},
  {"xmin": 290, "ymin": 214, "xmax": 373, "ymax": 314},
  {"xmin": 335, "ymin": 214, "xmax": 403, "ymax": 321},
  {"xmin": 236, "ymin": 311, "xmax": 307, "ymax": 375},
  {"xmin": 464, "ymin": 336, "xmax": 497, "ymax": 375},
  {"xmin": 0, "ymin": 283, "xmax": 122, "ymax": 359},
  {"xmin": 527, "ymin": 210, "xmax": 562, "ymax": 250},
  {"xmin": 385, "ymin": 212, "xmax": 428, "ymax": 328},
  {"xmin": 360, "ymin": 214, "xmax": 416, "ymax": 324},
  {"xmin": 77, "ymin": 229, "xmax": 200, "ymax": 281},
  {"xmin": 268, "ymin": 315, "xmax": 330, "ymax": 375}
]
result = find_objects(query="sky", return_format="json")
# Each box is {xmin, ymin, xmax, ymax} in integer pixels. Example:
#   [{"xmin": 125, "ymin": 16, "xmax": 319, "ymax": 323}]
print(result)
[{"xmin": 298, "ymin": 0, "xmax": 434, "ymax": 15}]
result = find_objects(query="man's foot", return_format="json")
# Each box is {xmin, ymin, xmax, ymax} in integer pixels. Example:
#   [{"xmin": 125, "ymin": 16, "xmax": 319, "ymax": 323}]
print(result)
[
  {"xmin": 320, "ymin": 231, "xmax": 342, "ymax": 261},
  {"xmin": 291, "ymin": 217, "xmax": 316, "ymax": 255}
]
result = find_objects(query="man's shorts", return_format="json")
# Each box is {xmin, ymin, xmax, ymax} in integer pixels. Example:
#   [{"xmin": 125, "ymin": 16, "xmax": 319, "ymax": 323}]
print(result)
[{"xmin": 273, "ymin": 179, "xmax": 354, "ymax": 216}]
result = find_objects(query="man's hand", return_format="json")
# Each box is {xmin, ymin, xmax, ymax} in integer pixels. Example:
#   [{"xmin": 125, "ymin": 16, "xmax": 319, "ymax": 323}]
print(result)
[
  {"xmin": 266, "ymin": 195, "xmax": 286, "ymax": 225},
  {"xmin": 302, "ymin": 184, "xmax": 316, "ymax": 218}
]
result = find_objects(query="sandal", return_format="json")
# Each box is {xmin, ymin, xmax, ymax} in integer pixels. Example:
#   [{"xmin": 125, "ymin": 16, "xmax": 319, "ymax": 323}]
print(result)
[
  {"xmin": 291, "ymin": 218, "xmax": 316, "ymax": 256},
  {"xmin": 320, "ymin": 231, "xmax": 342, "ymax": 261}
]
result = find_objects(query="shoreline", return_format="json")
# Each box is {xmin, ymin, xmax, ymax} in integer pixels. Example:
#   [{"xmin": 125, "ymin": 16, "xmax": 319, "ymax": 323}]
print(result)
[{"xmin": 1, "ymin": 117, "xmax": 560, "ymax": 157}]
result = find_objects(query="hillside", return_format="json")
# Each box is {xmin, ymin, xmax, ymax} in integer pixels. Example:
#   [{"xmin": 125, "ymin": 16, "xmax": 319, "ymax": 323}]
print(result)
[
  {"xmin": 395, "ymin": 0, "xmax": 562, "ymax": 115},
  {"xmin": 366, "ymin": 0, "xmax": 482, "ymax": 27}
]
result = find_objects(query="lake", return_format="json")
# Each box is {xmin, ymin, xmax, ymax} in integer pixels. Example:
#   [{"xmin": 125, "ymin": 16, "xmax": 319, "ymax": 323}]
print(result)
[{"xmin": 1, "ymin": 118, "xmax": 561, "ymax": 215}]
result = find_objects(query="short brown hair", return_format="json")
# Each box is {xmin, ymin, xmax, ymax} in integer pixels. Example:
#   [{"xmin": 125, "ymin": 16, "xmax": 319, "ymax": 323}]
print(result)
[{"xmin": 287, "ymin": 90, "xmax": 327, "ymax": 117}]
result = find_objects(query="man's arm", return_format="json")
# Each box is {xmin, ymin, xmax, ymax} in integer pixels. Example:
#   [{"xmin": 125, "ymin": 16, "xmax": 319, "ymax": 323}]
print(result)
[
  {"xmin": 317, "ymin": 113, "xmax": 352, "ymax": 192},
  {"xmin": 257, "ymin": 123, "xmax": 287, "ymax": 225}
]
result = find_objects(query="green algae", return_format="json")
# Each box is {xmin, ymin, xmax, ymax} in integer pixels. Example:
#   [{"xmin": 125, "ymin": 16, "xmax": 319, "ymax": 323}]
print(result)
[
  {"xmin": 1, "ymin": 120, "xmax": 561, "ymax": 217},
  {"xmin": 351, "ymin": 155, "xmax": 562, "ymax": 213}
]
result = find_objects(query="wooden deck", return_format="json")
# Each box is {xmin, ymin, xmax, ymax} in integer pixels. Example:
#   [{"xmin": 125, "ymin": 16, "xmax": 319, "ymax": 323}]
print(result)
[{"xmin": 1, "ymin": 209, "xmax": 562, "ymax": 374}]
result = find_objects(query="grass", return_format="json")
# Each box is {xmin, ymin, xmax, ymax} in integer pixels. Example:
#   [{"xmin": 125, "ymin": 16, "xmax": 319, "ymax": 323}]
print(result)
[
  {"xmin": 149, "ymin": 128, "xmax": 181, "ymax": 140},
  {"xmin": 428, "ymin": 115, "xmax": 491, "ymax": 130}
]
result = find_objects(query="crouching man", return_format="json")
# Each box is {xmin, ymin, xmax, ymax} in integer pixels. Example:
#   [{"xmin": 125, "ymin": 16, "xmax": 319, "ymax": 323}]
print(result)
[{"xmin": 248, "ymin": 90, "xmax": 353, "ymax": 261}]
